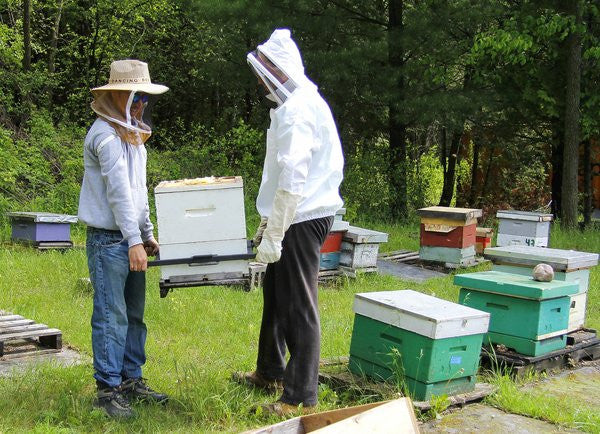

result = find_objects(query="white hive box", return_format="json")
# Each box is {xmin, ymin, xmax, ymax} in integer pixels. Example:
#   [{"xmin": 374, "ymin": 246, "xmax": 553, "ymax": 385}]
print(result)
[
  {"xmin": 155, "ymin": 176, "xmax": 249, "ymax": 281},
  {"xmin": 496, "ymin": 210, "xmax": 553, "ymax": 247},
  {"xmin": 340, "ymin": 226, "xmax": 389, "ymax": 270},
  {"xmin": 353, "ymin": 290, "xmax": 490, "ymax": 339}
]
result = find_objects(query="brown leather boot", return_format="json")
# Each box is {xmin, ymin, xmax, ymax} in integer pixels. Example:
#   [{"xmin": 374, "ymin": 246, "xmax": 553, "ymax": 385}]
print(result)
[
  {"xmin": 252, "ymin": 401, "xmax": 316, "ymax": 417},
  {"xmin": 232, "ymin": 370, "xmax": 283, "ymax": 393}
]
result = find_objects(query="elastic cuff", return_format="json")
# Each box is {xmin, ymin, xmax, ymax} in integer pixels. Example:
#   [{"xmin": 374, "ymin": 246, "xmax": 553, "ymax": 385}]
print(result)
[
  {"xmin": 142, "ymin": 234, "xmax": 155, "ymax": 243},
  {"xmin": 127, "ymin": 235, "xmax": 143, "ymax": 248}
]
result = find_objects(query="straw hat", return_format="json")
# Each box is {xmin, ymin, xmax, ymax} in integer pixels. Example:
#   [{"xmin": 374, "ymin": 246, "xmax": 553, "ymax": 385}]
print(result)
[{"xmin": 92, "ymin": 59, "xmax": 169, "ymax": 94}]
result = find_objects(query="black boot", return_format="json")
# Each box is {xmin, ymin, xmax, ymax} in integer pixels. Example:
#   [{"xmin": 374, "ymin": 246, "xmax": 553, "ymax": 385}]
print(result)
[
  {"xmin": 94, "ymin": 381, "xmax": 135, "ymax": 419},
  {"xmin": 121, "ymin": 377, "xmax": 169, "ymax": 404}
]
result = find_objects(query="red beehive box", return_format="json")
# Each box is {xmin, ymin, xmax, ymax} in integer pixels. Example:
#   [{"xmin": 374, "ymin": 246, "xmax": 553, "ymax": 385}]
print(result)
[
  {"xmin": 475, "ymin": 227, "xmax": 493, "ymax": 254},
  {"xmin": 321, "ymin": 231, "xmax": 344, "ymax": 253},
  {"xmin": 420, "ymin": 223, "xmax": 476, "ymax": 249}
]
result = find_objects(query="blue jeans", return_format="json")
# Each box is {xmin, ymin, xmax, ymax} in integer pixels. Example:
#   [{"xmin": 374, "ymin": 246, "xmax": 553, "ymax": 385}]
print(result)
[{"xmin": 86, "ymin": 227, "xmax": 147, "ymax": 387}]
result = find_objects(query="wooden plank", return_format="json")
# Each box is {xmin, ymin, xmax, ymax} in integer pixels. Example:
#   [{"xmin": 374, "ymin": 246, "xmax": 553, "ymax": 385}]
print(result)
[
  {"xmin": 242, "ymin": 401, "xmax": 394, "ymax": 434},
  {"xmin": 0, "ymin": 347, "xmax": 60, "ymax": 360},
  {"xmin": 379, "ymin": 251, "xmax": 417, "ymax": 260},
  {"xmin": 302, "ymin": 402, "xmax": 389, "ymax": 432},
  {"xmin": 312, "ymin": 398, "xmax": 418, "ymax": 433},
  {"xmin": 0, "ymin": 315, "xmax": 25, "ymax": 322},
  {"xmin": 0, "ymin": 319, "xmax": 34, "ymax": 328},
  {"xmin": 0, "ymin": 323, "xmax": 48, "ymax": 335},
  {"xmin": 396, "ymin": 255, "xmax": 420, "ymax": 263},
  {"xmin": 0, "ymin": 328, "xmax": 62, "ymax": 342},
  {"xmin": 413, "ymin": 382, "xmax": 496, "ymax": 411}
]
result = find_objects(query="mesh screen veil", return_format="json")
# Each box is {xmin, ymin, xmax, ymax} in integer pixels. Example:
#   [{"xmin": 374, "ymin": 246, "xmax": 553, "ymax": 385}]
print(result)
[{"xmin": 91, "ymin": 90, "xmax": 152, "ymax": 145}]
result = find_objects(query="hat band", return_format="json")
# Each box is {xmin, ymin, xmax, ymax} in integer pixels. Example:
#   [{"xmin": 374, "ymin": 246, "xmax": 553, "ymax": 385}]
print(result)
[{"xmin": 109, "ymin": 77, "xmax": 151, "ymax": 84}]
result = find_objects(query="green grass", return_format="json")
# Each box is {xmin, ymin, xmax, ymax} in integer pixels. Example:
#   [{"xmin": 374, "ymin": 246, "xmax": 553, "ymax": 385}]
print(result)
[{"xmin": 0, "ymin": 223, "xmax": 598, "ymax": 432}]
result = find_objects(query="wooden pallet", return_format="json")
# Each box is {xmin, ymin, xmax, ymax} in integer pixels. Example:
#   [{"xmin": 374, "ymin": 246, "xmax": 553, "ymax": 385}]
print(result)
[
  {"xmin": 318, "ymin": 361, "xmax": 494, "ymax": 412},
  {"xmin": 0, "ymin": 312, "xmax": 62, "ymax": 359},
  {"xmin": 481, "ymin": 328, "xmax": 600, "ymax": 377},
  {"xmin": 379, "ymin": 249, "xmax": 489, "ymax": 271}
]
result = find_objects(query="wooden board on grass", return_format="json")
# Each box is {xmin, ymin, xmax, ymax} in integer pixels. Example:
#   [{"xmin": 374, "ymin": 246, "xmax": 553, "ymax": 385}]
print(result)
[{"xmin": 243, "ymin": 398, "xmax": 419, "ymax": 434}]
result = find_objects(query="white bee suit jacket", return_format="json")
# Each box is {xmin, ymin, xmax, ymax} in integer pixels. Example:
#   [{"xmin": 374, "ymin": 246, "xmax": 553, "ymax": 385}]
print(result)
[{"xmin": 255, "ymin": 31, "xmax": 344, "ymax": 223}]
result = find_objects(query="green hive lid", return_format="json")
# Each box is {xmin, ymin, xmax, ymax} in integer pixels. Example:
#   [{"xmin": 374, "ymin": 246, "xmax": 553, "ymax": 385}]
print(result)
[
  {"xmin": 484, "ymin": 246, "xmax": 599, "ymax": 271},
  {"xmin": 353, "ymin": 290, "xmax": 490, "ymax": 339},
  {"xmin": 454, "ymin": 271, "xmax": 579, "ymax": 299}
]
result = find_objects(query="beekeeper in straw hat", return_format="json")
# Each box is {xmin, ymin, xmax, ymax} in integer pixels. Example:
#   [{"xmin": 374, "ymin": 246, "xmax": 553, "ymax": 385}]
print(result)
[
  {"xmin": 233, "ymin": 29, "xmax": 344, "ymax": 416},
  {"xmin": 78, "ymin": 59, "xmax": 168, "ymax": 419}
]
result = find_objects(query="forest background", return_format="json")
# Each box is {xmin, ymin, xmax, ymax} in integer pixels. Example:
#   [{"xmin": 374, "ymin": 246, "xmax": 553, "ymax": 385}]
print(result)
[{"xmin": 1, "ymin": 0, "xmax": 599, "ymax": 229}]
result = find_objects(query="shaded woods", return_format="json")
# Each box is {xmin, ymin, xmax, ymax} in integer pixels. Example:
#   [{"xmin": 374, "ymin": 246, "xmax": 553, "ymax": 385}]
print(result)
[{"xmin": 1, "ymin": 0, "xmax": 600, "ymax": 225}]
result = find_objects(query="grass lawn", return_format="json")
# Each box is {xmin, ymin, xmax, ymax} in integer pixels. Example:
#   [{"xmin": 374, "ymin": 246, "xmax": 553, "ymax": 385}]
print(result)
[{"xmin": 0, "ymin": 222, "xmax": 598, "ymax": 432}]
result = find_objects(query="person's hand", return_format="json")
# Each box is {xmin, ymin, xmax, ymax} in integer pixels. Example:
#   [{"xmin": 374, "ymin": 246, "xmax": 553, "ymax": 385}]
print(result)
[
  {"xmin": 129, "ymin": 244, "xmax": 148, "ymax": 272},
  {"xmin": 143, "ymin": 238, "xmax": 160, "ymax": 256},
  {"xmin": 253, "ymin": 217, "xmax": 268, "ymax": 247},
  {"xmin": 255, "ymin": 236, "xmax": 281, "ymax": 264}
]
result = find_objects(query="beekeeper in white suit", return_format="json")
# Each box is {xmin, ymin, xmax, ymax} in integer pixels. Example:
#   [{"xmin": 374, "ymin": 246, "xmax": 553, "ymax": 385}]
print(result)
[{"xmin": 233, "ymin": 28, "xmax": 344, "ymax": 416}]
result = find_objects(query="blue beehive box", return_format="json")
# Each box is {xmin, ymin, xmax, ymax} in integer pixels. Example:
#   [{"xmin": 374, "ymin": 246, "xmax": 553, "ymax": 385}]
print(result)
[{"xmin": 7, "ymin": 212, "xmax": 78, "ymax": 247}]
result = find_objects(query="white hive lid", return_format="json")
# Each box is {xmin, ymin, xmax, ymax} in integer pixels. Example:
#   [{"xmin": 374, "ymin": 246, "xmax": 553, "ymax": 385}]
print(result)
[
  {"xmin": 343, "ymin": 226, "xmax": 388, "ymax": 243},
  {"xmin": 155, "ymin": 176, "xmax": 243, "ymax": 193},
  {"xmin": 484, "ymin": 245, "xmax": 599, "ymax": 271},
  {"xmin": 353, "ymin": 290, "xmax": 490, "ymax": 339},
  {"xmin": 6, "ymin": 212, "xmax": 78, "ymax": 223},
  {"xmin": 496, "ymin": 210, "xmax": 553, "ymax": 222}
]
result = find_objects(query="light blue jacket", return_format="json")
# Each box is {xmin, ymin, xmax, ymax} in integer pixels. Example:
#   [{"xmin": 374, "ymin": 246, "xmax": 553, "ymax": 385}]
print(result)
[{"xmin": 78, "ymin": 118, "xmax": 154, "ymax": 247}]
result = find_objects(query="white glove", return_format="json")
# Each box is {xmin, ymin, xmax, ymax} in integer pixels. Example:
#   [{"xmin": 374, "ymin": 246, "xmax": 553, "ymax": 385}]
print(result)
[
  {"xmin": 255, "ymin": 189, "xmax": 301, "ymax": 264},
  {"xmin": 253, "ymin": 216, "xmax": 269, "ymax": 247}
]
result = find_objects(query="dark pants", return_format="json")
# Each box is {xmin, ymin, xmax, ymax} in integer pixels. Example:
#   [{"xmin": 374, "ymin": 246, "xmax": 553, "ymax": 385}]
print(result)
[{"xmin": 256, "ymin": 216, "xmax": 333, "ymax": 406}]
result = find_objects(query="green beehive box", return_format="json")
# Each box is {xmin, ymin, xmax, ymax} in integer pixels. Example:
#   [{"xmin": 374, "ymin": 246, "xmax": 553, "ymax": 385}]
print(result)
[
  {"xmin": 349, "ymin": 290, "xmax": 490, "ymax": 401},
  {"xmin": 485, "ymin": 331, "xmax": 567, "ymax": 356},
  {"xmin": 458, "ymin": 288, "xmax": 570, "ymax": 341},
  {"xmin": 455, "ymin": 271, "xmax": 578, "ymax": 356}
]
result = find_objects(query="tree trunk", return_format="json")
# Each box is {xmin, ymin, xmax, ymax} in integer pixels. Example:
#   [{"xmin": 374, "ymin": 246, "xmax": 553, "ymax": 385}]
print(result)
[
  {"xmin": 551, "ymin": 119, "xmax": 564, "ymax": 218},
  {"xmin": 468, "ymin": 139, "xmax": 481, "ymax": 206},
  {"xmin": 583, "ymin": 138, "xmax": 592, "ymax": 226},
  {"xmin": 560, "ymin": 0, "xmax": 583, "ymax": 228},
  {"xmin": 440, "ymin": 127, "xmax": 447, "ymax": 174},
  {"xmin": 23, "ymin": 0, "xmax": 31, "ymax": 70},
  {"xmin": 478, "ymin": 146, "xmax": 495, "ymax": 208},
  {"xmin": 438, "ymin": 130, "xmax": 461, "ymax": 206},
  {"xmin": 388, "ymin": 0, "xmax": 408, "ymax": 219},
  {"xmin": 47, "ymin": 0, "xmax": 64, "ymax": 74}
]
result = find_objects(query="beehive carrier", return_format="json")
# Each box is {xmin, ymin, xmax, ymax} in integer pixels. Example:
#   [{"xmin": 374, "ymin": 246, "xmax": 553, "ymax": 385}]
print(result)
[{"xmin": 149, "ymin": 176, "xmax": 256, "ymax": 297}]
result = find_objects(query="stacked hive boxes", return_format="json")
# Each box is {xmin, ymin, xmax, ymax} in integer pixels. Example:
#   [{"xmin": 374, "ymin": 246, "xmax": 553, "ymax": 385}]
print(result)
[
  {"xmin": 319, "ymin": 209, "xmax": 349, "ymax": 270},
  {"xmin": 496, "ymin": 210, "xmax": 553, "ymax": 247},
  {"xmin": 417, "ymin": 206, "xmax": 482, "ymax": 266},
  {"xmin": 456, "ymin": 271, "xmax": 578, "ymax": 356},
  {"xmin": 154, "ymin": 176, "xmax": 249, "ymax": 282},
  {"xmin": 340, "ymin": 226, "xmax": 388, "ymax": 273},
  {"xmin": 349, "ymin": 290, "xmax": 490, "ymax": 401},
  {"xmin": 7, "ymin": 212, "xmax": 78, "ymax": 248},
  {"xmin": 475, "ymin": 227, "xmax": 493, "ymax": 255},
  {"xmin": 484, "ymin": 246, "xmax": 599, "ymax": 332}
]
